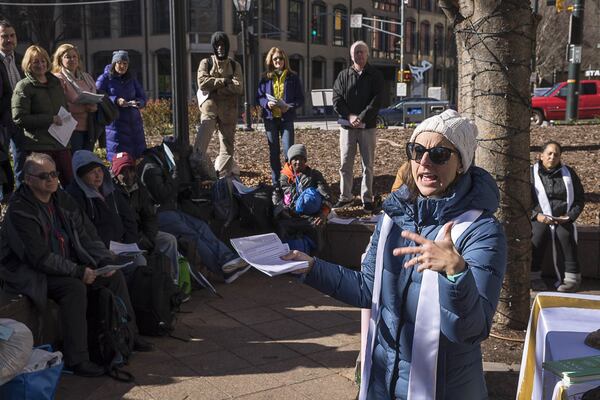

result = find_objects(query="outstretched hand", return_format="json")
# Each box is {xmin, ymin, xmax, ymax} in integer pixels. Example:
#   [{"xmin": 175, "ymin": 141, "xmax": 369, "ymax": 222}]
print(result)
[
  {"xmin": 281, "ymin": 250, "xmax": 315, "ymax": 274},
  {"xmin": 392, "ymin": 222, "xmax": 466, "ymax": 275}
]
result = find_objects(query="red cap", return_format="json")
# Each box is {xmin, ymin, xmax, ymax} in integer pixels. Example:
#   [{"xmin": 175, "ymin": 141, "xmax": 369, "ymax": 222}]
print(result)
[{"xmin": 111, "ymin": 152, "xmax": 136, "ymax": 176}]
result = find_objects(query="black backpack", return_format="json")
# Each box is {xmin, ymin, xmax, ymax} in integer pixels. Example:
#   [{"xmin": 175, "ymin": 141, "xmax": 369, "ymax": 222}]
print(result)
[
  {"xmin": 237, "ymin": 184, "xmax": 274, "ymax": 232},
  {"xmin": 211, "ymin": 177, "xmax": 239, "ymax": 229},
  {"xmin": 129, "ymin": 252, "xmax": 183, "ymax": 336},
  {"xmin": 87, "ymin": 286, "xmax": 135, "ymax": 382}
]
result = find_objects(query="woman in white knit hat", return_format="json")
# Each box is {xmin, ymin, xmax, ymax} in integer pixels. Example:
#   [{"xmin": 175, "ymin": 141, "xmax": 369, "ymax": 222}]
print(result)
[{"xmin": 284, "ymin": 109, "xmax": 507, "ymax": 399}]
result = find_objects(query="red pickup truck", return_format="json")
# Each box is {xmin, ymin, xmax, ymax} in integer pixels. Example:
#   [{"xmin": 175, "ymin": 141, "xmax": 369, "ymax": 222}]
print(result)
[{"xmin": 531, "ymin": 80, "xmax": 600, "ymax": 124}]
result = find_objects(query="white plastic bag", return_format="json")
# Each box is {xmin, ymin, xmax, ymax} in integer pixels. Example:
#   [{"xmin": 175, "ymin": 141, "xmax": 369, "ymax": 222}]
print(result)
[{"xmin": 0, "ymin": 318, "xmax": 33, "ymax": 385}]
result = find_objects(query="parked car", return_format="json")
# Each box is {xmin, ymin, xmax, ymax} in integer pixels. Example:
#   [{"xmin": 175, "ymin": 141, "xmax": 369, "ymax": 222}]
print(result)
[
  {"xmin": 531, "ymin": 80, "xmax": 600, "ymax": 125},
  {"xmin": 377, "ymin": 97, "xmax": 450, "ymax": 127}
]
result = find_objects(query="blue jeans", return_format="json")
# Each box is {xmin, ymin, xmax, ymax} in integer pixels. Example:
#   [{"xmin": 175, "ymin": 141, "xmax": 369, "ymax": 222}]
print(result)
[
  {"xmin": 264, "ymin": 118, "xmax": 294, "ymax": 186},
  {"xmin": 157, "ymin": 210, "xmax": 236, "ymax": 276},
  {"xmin": 70, "ymin": 130, "xmax": 94, "ymax": 153},
  {"xmin": 9, "ymin": 128, "xmax": 26, "ymax": 188}
]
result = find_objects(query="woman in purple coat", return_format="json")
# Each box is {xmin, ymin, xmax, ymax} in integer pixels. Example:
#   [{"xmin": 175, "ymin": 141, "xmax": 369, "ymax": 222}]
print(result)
[
  {"xmin": 256, "ymin": 47, "xmax": 304, "ymax": 187},
  {"xmin": 96, "ymin": 50, "xmax": 147, "ymax": 161}
]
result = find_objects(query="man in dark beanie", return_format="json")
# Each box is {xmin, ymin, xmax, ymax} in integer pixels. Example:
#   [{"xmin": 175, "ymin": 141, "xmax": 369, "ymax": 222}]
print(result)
[{"xmin": 194, "ymin": 31, "xmax": 243, "ymax": 178}]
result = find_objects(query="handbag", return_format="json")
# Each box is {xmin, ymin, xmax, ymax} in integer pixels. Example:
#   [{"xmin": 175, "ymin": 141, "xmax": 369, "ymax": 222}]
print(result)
[
  {"xmin": 96, "ymin": 95, "xmax": 119, "ymax": 126},
  {"xmin": 0, "ymin": 344, "xmax": 64, "ymax": 400}
]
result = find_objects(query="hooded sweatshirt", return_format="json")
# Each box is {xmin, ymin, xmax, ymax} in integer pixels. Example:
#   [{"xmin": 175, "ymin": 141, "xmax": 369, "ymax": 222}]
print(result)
[{"xmin": 66, "ymin": 150, "xmax": 137, "ymax": 246}]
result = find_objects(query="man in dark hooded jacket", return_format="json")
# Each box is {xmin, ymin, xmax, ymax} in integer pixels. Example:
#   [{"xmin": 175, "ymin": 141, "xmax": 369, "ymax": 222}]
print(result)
[{"xmin": 194, "ymin": 31, "xmax": 243, "ymax": 177}]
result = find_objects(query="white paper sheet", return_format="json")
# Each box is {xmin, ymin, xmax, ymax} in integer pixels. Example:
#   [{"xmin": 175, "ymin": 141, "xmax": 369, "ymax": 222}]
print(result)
[
  {"xmin": 266, "ymin": 93, "xmax": 292, "ymax": 109},
  {"xmin": 109, "ymin": 241, "xmax": 144, "ymax": 256},
  {"xmin": 230, "ymin": 233, "xmax": 308, "ymax": 277},
  {"xmin": 94, "ymin": 261, "xmax": 133, "ymax": 276},
  {"xmin": 48, "ymin": 106, "xmax": 76, "ymax": 147}
]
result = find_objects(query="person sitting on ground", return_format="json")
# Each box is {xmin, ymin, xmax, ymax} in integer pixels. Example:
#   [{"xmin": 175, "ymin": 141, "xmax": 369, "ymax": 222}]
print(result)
[
  {"xmin": 273, "ymin": 144, "xmax": 331, "ymax": 254},
  {"xmin": 138, "ymin": 138, "xmax": 250, "ymax": 284},
  {"xmin": 0, "ymin": 153, "xmax": 152, "ymax": 378},
  {"xmin": 66, "ymin": 150, "xmax": 143, "ymax": 283},
  {"xmin": 110, "ymin": 151, "xmax": 180, "ymax": 284},
  {"xmin": 531, "ymin": 140, "xmax": 585, "ymax": 292}
]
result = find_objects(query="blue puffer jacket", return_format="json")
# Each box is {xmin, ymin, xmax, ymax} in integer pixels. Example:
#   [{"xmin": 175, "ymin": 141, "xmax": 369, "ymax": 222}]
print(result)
[
  {"xmin": 96, "ymin": 64, "xmax": 147, "ymax": 161},
  {"xmin": 304, "ymin": 166, "xmax": 507, "ymax": 400}
]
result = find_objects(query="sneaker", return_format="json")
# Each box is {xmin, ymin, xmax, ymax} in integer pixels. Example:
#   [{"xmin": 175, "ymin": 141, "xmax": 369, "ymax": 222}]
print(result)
[
  {"xmin": 222, "ymin": 257, "xmax": 249, "ymax": 274},
  {"xmin": 224, "ymin": 265, "xmax": 252, "ymax": 284},
  {"xmin": 69, "ymin": 361, "xmax": 105, "ymax": 377},
  {"xmin": 557, "ymin": 280, "xmax": 581, "ymax": 293},
  {"xmin": 363, "ymin": 202, "xmax": 375, "ymax": 212},
  {"xmin": 180, "ymin": 293, "xmax": 191, "ymax": 303},
  {"xmin": 333, "ymin": 199, "xmax": 353, "ymax": 209}
]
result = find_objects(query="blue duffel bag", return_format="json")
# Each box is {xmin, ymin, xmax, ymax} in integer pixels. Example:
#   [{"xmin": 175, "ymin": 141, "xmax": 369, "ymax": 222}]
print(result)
[{"xmin": 0, "ymin": 344, "xmax": 64, "ymax": 400}]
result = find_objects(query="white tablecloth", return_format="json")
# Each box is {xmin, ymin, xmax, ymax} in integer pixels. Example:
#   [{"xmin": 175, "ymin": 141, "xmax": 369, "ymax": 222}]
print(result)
[{"xmin": 516, "ymin": 292, "xmax": 600, "ymax": 399}]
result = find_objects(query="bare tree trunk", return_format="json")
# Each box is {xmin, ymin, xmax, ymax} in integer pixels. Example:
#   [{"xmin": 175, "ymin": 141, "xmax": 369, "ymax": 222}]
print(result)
[{"xmin": 440, "ymin": 0, "xmax": 536, "ymax": 330}]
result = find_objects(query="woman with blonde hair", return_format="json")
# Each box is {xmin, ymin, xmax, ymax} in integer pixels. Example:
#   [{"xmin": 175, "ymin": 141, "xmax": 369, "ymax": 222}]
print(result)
[
  {"xmin": 52, "ymin": 44, "xmax": 98, "ymax": 152},
  {"xmin": 256, "ymin": 47, "xmax": 304, "ymax": 187},
  {"xmin": 11, "ymin": 45, "xmax": 73, "ymax": 184}
]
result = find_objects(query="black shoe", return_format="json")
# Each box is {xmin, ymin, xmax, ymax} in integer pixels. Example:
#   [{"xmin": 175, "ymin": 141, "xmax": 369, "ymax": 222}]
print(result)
[
  {"xmin": 133, "ymin": 336, "xmax": 155, "ymax": 352},
  {"xmin": 363, "ymin": 202, "xmax": 374, "ymax": 212},
  {"xmin": 333, "ymin": 199, "xmax": 353, "ymax": 209},
  {"xmin": 70, "ymin": 360, "xmax": 105, "ymax": 377}
]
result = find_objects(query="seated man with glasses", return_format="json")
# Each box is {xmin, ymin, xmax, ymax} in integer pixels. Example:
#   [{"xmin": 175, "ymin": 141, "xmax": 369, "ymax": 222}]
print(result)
[{"xmin": 0, "ymin": 152, "xmax": 151, "ymax": 378}]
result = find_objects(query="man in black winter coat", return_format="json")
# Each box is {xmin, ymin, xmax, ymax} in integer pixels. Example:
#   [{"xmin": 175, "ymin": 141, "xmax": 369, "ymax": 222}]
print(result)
[
  {"xmin": 0, "ymin": 153, "xmax": 151, "ymax": 377},
  {"xmin": 332, "ymin": 40, "xmax": 383, "ymax": 212}
]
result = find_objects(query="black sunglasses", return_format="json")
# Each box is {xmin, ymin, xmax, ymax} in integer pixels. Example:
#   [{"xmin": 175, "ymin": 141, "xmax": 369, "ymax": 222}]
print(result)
[
  {"xmin": 406, "ymin": 142, "xmax": 457, "ymax": 165},
  {"xmin": 28, "ymin": 170, "xmax": 59, "ymax": 181}
]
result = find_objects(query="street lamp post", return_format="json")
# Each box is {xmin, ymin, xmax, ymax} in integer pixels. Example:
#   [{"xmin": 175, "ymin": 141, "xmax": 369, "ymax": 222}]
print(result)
[{"xmin": 233, "ymin": 0, "xmax": 254, "ymax": 131}]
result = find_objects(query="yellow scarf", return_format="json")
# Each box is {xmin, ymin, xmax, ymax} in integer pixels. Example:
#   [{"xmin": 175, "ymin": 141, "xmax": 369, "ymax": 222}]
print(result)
[{"xmin": 271, "ymin": 70, "xmax": 287, "ymax": 118}]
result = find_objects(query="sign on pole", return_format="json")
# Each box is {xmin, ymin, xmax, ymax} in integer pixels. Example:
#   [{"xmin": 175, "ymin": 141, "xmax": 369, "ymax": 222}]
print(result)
[
  {"xmin": 350, "ymin": 14, "xmax": 363, "ymax": 28},
  {"xmin": 396, "ymin": 82, "xmax": 407, "ymax": 97}
]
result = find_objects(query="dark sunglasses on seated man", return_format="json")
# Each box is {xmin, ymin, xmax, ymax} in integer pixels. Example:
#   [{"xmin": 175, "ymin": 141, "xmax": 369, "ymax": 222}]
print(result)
[
  {"xmin": 27, "ymin": 171, "xmax": 60, "ymax": 181},
  {"xmin": 405, "ymin": 142, "xmax": 459, "ymax": 165}
]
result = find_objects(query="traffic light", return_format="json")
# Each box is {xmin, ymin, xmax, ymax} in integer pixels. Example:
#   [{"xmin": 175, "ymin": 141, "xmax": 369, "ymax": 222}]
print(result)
[
  {"xmin": 556, "ymin": 0, "xmax": 565, "ymax": 12},
  {"xmin": 311, "ymin": 17, "xmax": 318, "ymax": 38},
  {"xmin": 403, "ymin": 69, "xmax": 412, "ymax": 82}
]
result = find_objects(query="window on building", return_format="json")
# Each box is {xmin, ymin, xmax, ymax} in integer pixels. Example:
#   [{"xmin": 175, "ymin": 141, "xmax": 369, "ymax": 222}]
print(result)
[
  {"xmin": 62, "ymin": 6, "xmax": 82, "ymax": 39},
  {"xmin": 262, "ymin": 0, "xmax": 280, "ymax": 39},
  {"xmin": 311, "ymin": 2, "xmax": 326, "ymax": 45},
  {"xmin": 153, "ymin": 0, "xmax": 169, "ymax": 34},
  {"xmin": 121, "ymin": 0, "xmax": 141, "ymax": 36},
  {"xmin": 89, "ymin": 4, "xmax": 111, "ymax": 39},
  {"xmin": 373, "ymin": 0, "xmax": 399, "ymax": 13},
  {"xmin": 333, "ymin": 59, "xmax": 346, "ymax": 79},
  {"xmin": 191, "ymin": 0, "xmax": 224, "ymax": 41},
  {"xmin": 405, "ymin": 0, "xmax": 416, "ymax": 8},
  {"xmin": 405, "ymin": 19, "xmax": 416, "ymax": 54},
  {"xmin": 92, "ymin": 51, "xmax": 114, "ymax": 80},
  {"xmin": 312, "ymin": 58, "xmax": 325, "ymax": 89},
  {"xmin": 156, "ymin": 49, "xmax": 171, "ymax": 98},
  {"xmin": 289, "ymin": 55, "xmax": 303, "ymax": 79},
  {"xmin": 351, "ymin": 8, "xmax": 368, "ymax": 43},
  {"xmin": 288, "ymin": 0, "xmax": 304, "ymax": 41},
  {"xmin": 420, "ymin": 0, "xmax": 432, "ymax": 11},
  {"xmin": 420, "ymin": 21, "xmax": 430, "ymax": 55},
  {"xmin": 434, "ymin": 23, "xmax": 444, "ymax": 55},
  {"xmin": 333, "ymin": 5, "xmax": 347, "ymax": 47}
]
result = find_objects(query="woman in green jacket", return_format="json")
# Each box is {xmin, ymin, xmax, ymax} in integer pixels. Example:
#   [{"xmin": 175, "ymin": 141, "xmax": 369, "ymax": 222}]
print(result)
[{"xmin": 11, "ymin": 45, "xmax": 72, "ymax": 185}]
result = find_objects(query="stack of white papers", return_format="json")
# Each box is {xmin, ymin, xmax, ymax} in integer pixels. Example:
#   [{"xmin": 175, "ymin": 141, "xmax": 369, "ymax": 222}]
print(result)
[
  {"xmin": 48, "ymin": 106, "xmax": 77, "ymax": 147},
  {"xmin": 109, "ymin": 241, "xmax": 145, "ymax": 257},
  {"xmin": 266, "ymin": 93, "xmax": 292, "ymax": 109},
  {"xmin": 230, "ymin": 233, "xmax": 308, "ymax": 277}
]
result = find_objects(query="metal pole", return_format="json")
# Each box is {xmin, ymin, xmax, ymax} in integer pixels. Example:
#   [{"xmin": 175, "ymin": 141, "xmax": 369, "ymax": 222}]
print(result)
[
  {"xmin": 239, "ymin": 12, "xmax": 254, "ymax": 131},
  {"xmin": 400, "ymin": 0, "xmax": 404, "ymax": 84},
  {"xmin": 566, "ymin": 0, "xmax": 585, "ymax": 122},
  {"xmin": 169, "ymin": 0, "xmax": 189, "ymax": 146}
]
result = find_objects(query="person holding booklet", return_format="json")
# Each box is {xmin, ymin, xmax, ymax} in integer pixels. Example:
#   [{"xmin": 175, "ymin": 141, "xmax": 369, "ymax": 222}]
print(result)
[
  {"xmin": 11, "ymin": 45, "xmax": 74, "ymax": 185},
  {"xmin": 51, "ymin": 44, "xmax": 99, "ymax": 152},
  {"xmin": 0, "ymin": 153, "xmax": 152, "ymax": 378},
  {"xmin": 283, "ymin": 110, "xmax": 507, "ymax": 399},
  {"xmin": 531, "ymin": 140, "xmax": 585, "ymax": 292},
  {"xmin": 256, "ymin": 47, "xmax": 304, "ymax": 187}
]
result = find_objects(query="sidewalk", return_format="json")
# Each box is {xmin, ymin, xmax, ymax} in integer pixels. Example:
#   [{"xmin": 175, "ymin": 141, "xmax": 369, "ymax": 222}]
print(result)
[{"xmin": 56, "ymin": 269, "xmax": 599, "ymax": 399}]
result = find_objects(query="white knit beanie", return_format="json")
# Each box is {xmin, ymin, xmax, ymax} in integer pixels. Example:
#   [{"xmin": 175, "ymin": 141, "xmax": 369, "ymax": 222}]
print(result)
[{"xmin": 409, "ymin": 109, "xmax": 478, "ymax": 171}]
